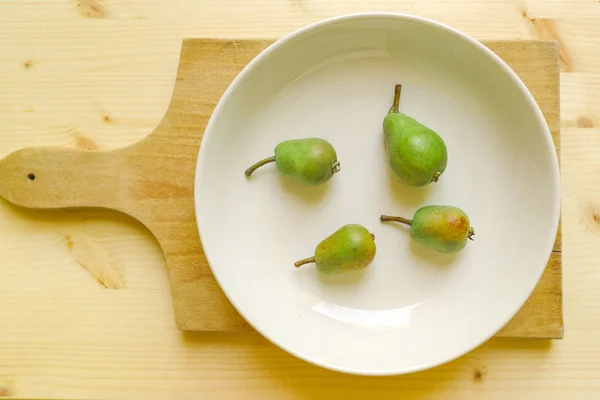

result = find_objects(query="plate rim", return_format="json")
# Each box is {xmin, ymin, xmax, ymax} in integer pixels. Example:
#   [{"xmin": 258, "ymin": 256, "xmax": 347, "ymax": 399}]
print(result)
[{"xmin": 193, "ymin": 11, "xmax": 561, "ymax": 376}]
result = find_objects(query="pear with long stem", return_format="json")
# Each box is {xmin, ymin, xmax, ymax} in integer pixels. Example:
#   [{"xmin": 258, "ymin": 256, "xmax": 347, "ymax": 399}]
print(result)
[
  {"xmin": 245, "ymin": 137, "xmax": 340, "ymax": 186},
  {"xmin": 294, "ymin": 224, "xmax": 376, "ymax": 275},
  {"xmin": 381, "ymin": 205, "xmax": 474, "ymax": 254}
]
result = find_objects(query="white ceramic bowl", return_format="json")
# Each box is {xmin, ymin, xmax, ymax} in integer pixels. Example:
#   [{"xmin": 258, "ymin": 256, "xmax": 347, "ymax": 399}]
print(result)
[{"xmin": 194, "ymin": 13, "xmax": 560, "ymax": 375}]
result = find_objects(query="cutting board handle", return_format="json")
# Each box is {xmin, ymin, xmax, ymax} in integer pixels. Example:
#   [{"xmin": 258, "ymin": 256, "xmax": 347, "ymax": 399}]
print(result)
[{"xmin": 0, "ymin": 145, "xmax": 132, "ymax": 212}]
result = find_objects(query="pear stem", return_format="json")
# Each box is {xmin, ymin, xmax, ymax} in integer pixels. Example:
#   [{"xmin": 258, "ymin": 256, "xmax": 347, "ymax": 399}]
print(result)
[
  {"xmin": 245, "ymin": 156, "xmax": 276, "ymax": 177},
  {"xmin": 431, "ymin": 172, "xmax": 442, "ymax": 183},
  {"xmin": 294, "ymin": 256, "xmax": 316, "ymax": 268},
  {"xmin": 380, "ymin": 215, "xmax": 412, "ymax": 226},
  {"xmin": 468, "ymin": 227, "xmax": 475, "ymax": 241},
  {"xmin": 389, "ymin": 84, "xmax": 402, "ymax": 114}
]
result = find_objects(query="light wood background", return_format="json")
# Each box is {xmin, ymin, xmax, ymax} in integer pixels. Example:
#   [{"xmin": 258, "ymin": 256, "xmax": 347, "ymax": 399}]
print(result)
[{"xmin": 0, "ymin": 0, "xmax": 598, "ymax": 398}]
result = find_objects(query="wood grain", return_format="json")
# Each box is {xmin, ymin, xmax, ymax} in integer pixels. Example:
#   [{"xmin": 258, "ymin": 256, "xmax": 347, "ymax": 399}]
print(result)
[
  {"xmin": 0, "ymin": 1, "xmax": 598, "ymax": 398},
  {"xmin": 0, "ymin": 39, "xmax": 562, "ymax": 338}
]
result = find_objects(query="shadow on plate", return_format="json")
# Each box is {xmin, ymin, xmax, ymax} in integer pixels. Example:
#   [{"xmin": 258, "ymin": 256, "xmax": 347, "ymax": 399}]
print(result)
[
  {"xmin": 277, "ymin": 173, "xmax": 330, "ymax": 204},
  {"xmin": 409, "ymin": 240, "xmax": 458, "ymax": 267}
]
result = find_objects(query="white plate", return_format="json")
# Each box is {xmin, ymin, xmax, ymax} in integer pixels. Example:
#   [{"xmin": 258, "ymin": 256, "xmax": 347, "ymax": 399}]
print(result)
[{"xmin": 194, "ymin": 13, "xmax": 560, "ymax": 375}]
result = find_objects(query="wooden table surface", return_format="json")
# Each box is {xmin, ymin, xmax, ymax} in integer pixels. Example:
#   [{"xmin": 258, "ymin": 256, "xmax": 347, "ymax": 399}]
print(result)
[{"xmin": 0, "ymin": 1, "xmax": 599, "ymax": 399}]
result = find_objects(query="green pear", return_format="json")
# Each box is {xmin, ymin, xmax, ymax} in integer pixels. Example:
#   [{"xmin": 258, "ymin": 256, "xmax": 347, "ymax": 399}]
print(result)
[
  {"xmin": 294, "ymin": 224, "xmax": 376, "ymax": 275},
  {"xmin": 383, "ymin": 84, "xmax": 448, "ymax": 186},
  {"xmin": 380, "ymin": 205, "xmax": 474, "ymax": 254},
  {"xmin": 245, "ymin": 138, "xmax": 340, "ymax": 186}
]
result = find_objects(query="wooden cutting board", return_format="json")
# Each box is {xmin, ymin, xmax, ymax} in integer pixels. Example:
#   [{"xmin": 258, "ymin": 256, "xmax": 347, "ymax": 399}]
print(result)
[{"xmin": 0, "ymin": 38, "xmax": 562, "ymax": 338}]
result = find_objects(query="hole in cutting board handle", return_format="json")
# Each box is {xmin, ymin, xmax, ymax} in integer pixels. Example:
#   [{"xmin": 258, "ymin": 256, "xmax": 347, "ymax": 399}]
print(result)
[{"xmin": 27, "ymin": 173, "xmax": 35, "ymax": 181}]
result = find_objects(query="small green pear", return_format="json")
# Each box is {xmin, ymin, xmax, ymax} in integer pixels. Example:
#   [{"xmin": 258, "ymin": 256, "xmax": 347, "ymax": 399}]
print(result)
[
  {"xmin": 294, "ymin": 224, "xmax": 376, "ymax": 275},
  {"xmin": 383, "ymin": 84, "xmax": 448, "ymax": 186},
  {"xmin": 380, "ymin": 205, "xmax": 474, "ymax": 254},
  {"xmin": 245, "ymin": 138, "xmax": 340, "ymax": 186}
]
